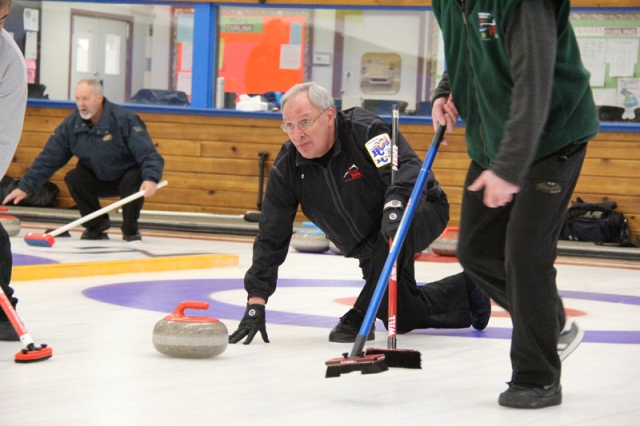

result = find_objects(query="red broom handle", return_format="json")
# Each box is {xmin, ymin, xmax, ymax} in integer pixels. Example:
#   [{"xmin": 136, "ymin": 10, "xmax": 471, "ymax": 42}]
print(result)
[{"xmin": 387, "ymin": 104, "xmax": 400, "ymax": 349}]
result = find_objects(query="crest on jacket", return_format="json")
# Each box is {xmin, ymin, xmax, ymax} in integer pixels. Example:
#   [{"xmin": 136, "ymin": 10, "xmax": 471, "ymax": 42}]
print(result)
[
  {"xmin": 365, "ymin": 133, "xmax": 391, "ymax": 168},
  {"xmin": 478, "ymin": 12, "xmax": 498, "ymax": 41}
]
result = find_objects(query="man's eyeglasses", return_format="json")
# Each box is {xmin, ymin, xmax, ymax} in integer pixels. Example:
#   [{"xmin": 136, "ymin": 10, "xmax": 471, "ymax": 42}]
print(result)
[{"xmin": 280, "ymin": 108, "xmax": 329, "ymax": 133}]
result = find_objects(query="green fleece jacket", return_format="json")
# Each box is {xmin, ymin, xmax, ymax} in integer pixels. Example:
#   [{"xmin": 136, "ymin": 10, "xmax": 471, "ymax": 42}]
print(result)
[{"xmin": 432, "ymin": 0, "xmax": 599, "ymax": 185}]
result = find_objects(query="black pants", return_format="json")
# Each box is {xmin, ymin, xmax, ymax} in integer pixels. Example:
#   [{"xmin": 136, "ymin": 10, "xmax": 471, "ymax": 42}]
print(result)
[
  {"xmin": 64, "ymin": 164, "xmax": 144, "ymax": 236},
  {"xmin": 0, "ymin": 223, "xmax": 16, "ymax": 322},
  {"xmin": 457, "ymin": 143, "xmax": 587, "ymax": 387},
  {"xmin": 354, "ymin": 193, "xmax": 472, "ymax": 333}
]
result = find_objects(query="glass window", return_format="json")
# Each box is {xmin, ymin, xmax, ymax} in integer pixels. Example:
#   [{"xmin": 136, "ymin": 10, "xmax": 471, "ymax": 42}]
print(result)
[
  {"xmin": 5, "ymin": 1, "xmax": 192, "ymax": 106},
  {"xmin": 571, "ymin": 11, "xmax": 640, "ymax": 123},
  {"xmin": 217, "ymin": 6, "xmax": 439, "ymax": 116}
]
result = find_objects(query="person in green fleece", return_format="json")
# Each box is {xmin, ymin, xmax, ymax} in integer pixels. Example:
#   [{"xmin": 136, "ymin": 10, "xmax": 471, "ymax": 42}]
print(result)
[{"xmin": 431, "ymin": 0, "xmax": 598, "ymax": 409}]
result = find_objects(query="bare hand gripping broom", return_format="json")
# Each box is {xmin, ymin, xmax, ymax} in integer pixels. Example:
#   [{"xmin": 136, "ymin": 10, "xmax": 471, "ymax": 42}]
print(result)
[{"xmin": 325, "ymin": 125, "xmax": 445, "ymax": 378}]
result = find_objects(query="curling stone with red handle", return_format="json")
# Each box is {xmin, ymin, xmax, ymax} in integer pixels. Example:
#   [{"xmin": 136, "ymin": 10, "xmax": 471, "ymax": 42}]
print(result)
[
  {"xmin": 152, "ymin": 301, "xmax": 228, "ymax": 359},
  {"xmin": 430, "ymin": 227, "xmax": 459, "ymax": 256},
  {"xmin": 0, "ymin": 207, "xmax": 20, "ymax": 237}
]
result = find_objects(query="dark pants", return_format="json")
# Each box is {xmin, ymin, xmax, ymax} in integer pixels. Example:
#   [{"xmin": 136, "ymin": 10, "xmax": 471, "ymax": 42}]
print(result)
[
  {"xmin": 457, "ymin": 143, "xmax": 587, "ymax": 387},
  {"xmin": 0, "ymin": 223, "xmax": 16, "ymax": 322},
  {"xmin": 64, "ymin": 164, "xmax": 144, "ymax": 236},
  {"xmin": 354, "ymin": 193, "xmax": 472, "ymax": 333}
]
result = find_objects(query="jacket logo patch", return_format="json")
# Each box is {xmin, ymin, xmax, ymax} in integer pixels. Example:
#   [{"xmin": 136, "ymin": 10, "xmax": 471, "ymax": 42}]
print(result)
[
  {"xmin": 133, "ymin": 126, "xmax": 144, "ymax": 133},
  {"xmin": 478, "ymin": 12, "xmax": 498, "ymax": 41},
  {"xmin": 103, "ymin": 133, "xmax": 113, "ymax": 141},
  {"xmin": 343, "ymin": 164, "xmax": 362, "ymax": 182},
  {"xmin": 365, "ymin": 133, "xmax": 391, "ymax": 168}
]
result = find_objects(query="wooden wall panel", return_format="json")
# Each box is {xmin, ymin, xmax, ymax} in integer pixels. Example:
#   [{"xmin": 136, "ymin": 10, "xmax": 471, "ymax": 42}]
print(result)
[{"xmin": 13, "ymin": 106, "xmax": 640, "ymax": 239}]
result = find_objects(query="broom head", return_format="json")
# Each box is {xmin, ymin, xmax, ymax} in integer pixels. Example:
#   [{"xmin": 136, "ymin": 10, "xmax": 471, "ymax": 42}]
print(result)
[{"xmin": 325, "ymin": 352, "xmax": 388, "ymax": 378}]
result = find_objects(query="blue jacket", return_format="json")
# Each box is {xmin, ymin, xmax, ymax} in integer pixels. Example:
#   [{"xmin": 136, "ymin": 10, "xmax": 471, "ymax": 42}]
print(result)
[{"xmin": 19, "ymin": 98, "xmax": 164, "ymax": 194}]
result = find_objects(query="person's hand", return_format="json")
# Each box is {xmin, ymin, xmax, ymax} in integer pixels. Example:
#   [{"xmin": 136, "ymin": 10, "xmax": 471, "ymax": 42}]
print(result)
[
  {"xmin": 381, "ymin": 205, "xmax": 404, "ymax": 242},
  {"xmin": 2, "ymin": 188, "xmax": 27, "ymax": 205},
  {"xmin": 228, "ymin": 303, "xmax": 270, "ymax": 345},
  {"xmin": 432, "ymin": 94, "xmax": 459, "ymax": 134},
  {"xmin": 140, "ymin": 180, "xmax": 158, "ymax": 197},
  {"xmin": 467, "ymin": 170, "xmax": 520, "ymax": 208}
]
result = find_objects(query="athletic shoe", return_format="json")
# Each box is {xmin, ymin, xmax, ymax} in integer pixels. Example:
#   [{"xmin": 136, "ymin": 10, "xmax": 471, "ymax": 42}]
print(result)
[
  {"xmin": 123, "ymin": 233, "xmax": 142, "ymax": 242},
  {"xmin": 469, "ymin": 286, "xmax": 491, "ymax": 330},
  {"xmin": 81, "ymin": 230, "xmax": 109, "ymax": 240},
  {"xmin": 498, "ymin": 382, "xmax": 562, "ymax": 409},
  {"xmin": 558, "ymin": 317, "xmax": 584, "ymax": 361},
  {"xmin": 0, "ymin": 319, "xmax": 20, "ymax": 341},
  {"xmin": 329, "ymin": 308, "xmax": 375, "ymax": 343},
  {"xmin": 81, "ymin": 222, "xmax": 110, "ymax": 240}
]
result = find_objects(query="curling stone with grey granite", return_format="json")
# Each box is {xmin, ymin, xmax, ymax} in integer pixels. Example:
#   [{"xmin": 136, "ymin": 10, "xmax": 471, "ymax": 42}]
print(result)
[
  {"xmin": 0, "ymin": 214, "xmax": 20, "ymax": 237},
  {"xmin": 328, "ymin": 239, "xmax": 342, "ymax": 255},
  {"xmin": 152, "ymin": 301, "xmax": 228, "ymax": 358},
  {"xmin": 290, "ymin": 222, "xmax": 329, "ymax": 253},
  {"xmin": 430, "ymin": 227, "xmax": 459, "ymax": 256}
]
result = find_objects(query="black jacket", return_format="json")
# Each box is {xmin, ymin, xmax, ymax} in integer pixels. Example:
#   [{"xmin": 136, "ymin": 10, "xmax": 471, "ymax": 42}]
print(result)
[
  {"xmin": 245, "ymin": 107, "xmax": 447, "ymax": 301},
  {"xmin": 19, "ymin": 98, "xmax": 164, "ymax": 194}
]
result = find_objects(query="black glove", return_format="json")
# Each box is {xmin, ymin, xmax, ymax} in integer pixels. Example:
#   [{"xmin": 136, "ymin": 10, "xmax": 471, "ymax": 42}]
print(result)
[
  {"xmin": 229, "ymin": 303, "xmax": 270, "ymax": 345},
  {"xmin": 381, "ymin": 206, "xmax": 404, "ymax": 242}
]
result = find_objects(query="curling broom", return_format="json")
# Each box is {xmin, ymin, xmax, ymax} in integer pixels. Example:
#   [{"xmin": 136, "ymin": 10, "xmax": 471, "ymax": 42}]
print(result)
[
  {"xmin": 325, "ymin": 125, "xmax": 445, "ymax": 378},
  {"xmin": 364, "ymin": 104, "xmax": 421, "ymax": 369},
  {"xmin": 24, "ymin": 180, "xmax": 168, "ymax": 247},
  {"xmin": 0, "ymin": 291, "xmax": 52, "ymax": 363}
]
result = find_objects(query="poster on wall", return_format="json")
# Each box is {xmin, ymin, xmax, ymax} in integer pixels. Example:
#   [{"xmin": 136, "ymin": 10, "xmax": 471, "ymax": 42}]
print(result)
[
  {"xmin": 218, "ymin": 11, "xmax": 309, "ymax": 97},
  {"xmin": 618, "ymin": 77, "xmax": 640, "ymax": 119}
]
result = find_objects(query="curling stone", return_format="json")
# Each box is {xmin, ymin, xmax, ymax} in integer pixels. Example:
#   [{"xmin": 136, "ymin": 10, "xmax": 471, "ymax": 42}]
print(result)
[
  {"xmin": 430, "ymin": 227, "xmax": 459, "ymax": 256},
  {"xmin": 0, "ymin": 214, "xmax": 20, "ymax": 237},
  {"xmin": 328, "ymin": 239, "xmax": 342, "ymax": 255},
  {"xmin": 290, "ymin": 222, "xmax": 329, "ymax": 253},
  {"xmin": 152, "ymin": 301, "xmax": 228, "ymax": 359}
]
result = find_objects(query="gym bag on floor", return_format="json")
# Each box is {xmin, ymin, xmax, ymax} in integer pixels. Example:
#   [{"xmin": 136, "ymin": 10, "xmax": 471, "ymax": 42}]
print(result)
[{"xmin": 560, "ymin": 197, "xmax": 630, "ymax": 244}]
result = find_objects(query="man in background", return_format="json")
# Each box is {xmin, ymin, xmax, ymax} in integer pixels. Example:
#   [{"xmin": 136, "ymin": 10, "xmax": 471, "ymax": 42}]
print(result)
[{"xmin": 3, "ymin": 79, "xmax": 164, "ymax": 241}]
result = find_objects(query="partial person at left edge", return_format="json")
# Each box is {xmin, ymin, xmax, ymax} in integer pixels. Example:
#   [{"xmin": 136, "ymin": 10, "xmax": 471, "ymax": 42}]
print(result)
[
  {"xmin": 3, "ymin": 78, "xmax": 164, "ymax": 242},
  {"xmin": 0, "ymin": 0, "xmax": 27, "ymax": 340}
]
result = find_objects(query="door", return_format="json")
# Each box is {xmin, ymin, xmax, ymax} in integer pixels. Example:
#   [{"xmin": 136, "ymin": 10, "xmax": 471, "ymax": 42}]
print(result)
[{"xmin": 70, "ymin": 13, "xmax": 132, "ymax": 103}]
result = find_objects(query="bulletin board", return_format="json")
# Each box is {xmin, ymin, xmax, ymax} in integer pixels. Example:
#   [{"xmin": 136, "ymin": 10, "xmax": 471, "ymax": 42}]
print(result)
[
  {"xmin": 170, "ymin": 6, "xmax": 194, "ymax": 98},
  {"xmin": 218, "ymin": 9, "xmax": 310, "ymax": 97},
  {"xmin": 571, "ymin": 11, "xmax": 640, "ymax": 118}
]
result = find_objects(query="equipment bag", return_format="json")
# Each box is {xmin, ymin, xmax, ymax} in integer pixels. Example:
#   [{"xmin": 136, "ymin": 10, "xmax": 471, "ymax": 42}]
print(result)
[{"xmin": 560, "ymin": 197, "xmax": 630, "ymax": 244}]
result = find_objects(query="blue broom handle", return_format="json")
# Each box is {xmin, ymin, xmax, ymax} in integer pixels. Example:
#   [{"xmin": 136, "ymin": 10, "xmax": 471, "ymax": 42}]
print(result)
[{"xmin": 350, "ymin": 125, "xmax": 445, "ymax": 358}]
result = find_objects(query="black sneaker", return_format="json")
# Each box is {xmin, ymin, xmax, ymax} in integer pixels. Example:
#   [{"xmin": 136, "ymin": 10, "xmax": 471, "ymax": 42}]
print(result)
[
  {"xmin": 328, "ymin": 308, "xmax": 375, "ymax": 343},
  {"xmin": 81, "ymin": 222, "xmax": 110, "ymax": 240},
  {"xmin": 123, "ymin": 233, "xmax": 142, "ymax": 242},
  {"xmin": 81, "ymin": 230, "xmax": 109, "ymax": 240},
  {"xmin": 0, "ymin": 319, "xmax": 20, "ymax": 341},
  {"xmin": 498, "ymin": 382, "xmax": 562, "ymax": 409},
  {"xmin": 469, "ymin": 286, "xmax": 491, "ymax": 330}
]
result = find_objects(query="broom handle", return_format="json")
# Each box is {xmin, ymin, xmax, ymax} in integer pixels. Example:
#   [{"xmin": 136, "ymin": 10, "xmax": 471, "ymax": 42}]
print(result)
[
  {"xmin": 350, "ymin": 126, "xmax": 445, "ymax": 358},
  {"xmin": 47, "ymin": 180, "xmax": 168, "ymax": 237},
  {"xmin": 387, "ymin": 105, "xmax": 399, "ymax": 350}
]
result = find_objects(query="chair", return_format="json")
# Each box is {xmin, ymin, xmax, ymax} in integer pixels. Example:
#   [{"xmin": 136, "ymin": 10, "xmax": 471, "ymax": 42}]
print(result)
[
  {"xmin": 597, "ymin": 105, "xmax": 624, "ymax": 122},
  {"xmin": 28, "ymin": 83, "xmax": 48, "ymax": 99},
  {"xmin": 130, "ymin": 89, "xmax": 190, "ymax": 106},
  {"xmin": 363, "ymin": 99, "xmax": 408, "ymax": 115}
]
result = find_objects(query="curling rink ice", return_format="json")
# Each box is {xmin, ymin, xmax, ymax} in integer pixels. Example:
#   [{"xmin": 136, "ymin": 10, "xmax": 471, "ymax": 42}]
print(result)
[{"xmin": 1, "ymin": 225, "xmax": 639, "ymax": 426}]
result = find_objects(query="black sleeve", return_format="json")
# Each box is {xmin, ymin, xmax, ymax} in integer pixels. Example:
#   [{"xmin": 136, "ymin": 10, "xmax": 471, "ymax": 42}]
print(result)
[
  {"xmin": 491, "ymin": 0, "xmax": 557, "ymax": 186},
  {"xmin": 431, "ymin": 71, "xmax": 450, "ymax": 104},
  {"xmin": 243, "ymin": 155, "xmax": 298, "ymax": 302}
]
